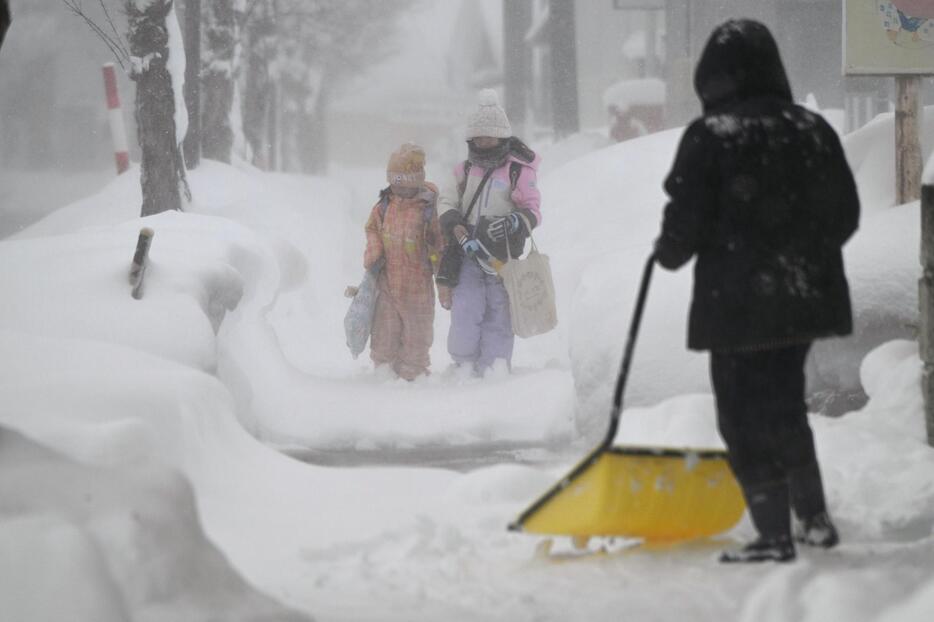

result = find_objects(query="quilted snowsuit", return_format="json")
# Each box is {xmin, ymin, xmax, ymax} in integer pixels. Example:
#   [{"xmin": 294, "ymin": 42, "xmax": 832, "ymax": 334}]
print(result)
[{"xmin": 364, "ymin": 185, "xmax": 443, "ymax": 380}]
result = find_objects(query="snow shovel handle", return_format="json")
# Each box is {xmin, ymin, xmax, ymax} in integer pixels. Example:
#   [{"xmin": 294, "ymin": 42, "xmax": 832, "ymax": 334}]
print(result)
[{"xmin": 603, "ymin": 253, "xmax": 655, "ymax": 447}]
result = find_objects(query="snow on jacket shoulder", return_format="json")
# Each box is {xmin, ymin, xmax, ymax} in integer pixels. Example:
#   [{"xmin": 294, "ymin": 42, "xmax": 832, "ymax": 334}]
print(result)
[{"xmin": 656, "ymin": 19, "xmax": 859, "ymax": 352}]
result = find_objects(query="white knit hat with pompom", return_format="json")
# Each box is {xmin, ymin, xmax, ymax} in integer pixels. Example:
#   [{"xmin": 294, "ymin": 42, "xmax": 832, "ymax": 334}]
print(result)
[{"xmin": 466, "ymin": 89, "xmax": 512, "ymax": 139}]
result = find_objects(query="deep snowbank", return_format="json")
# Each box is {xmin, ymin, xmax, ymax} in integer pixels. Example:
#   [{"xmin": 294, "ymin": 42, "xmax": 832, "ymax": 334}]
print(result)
[
  {"xmin": 0, "ymin": 166, "xmax": 459, "ymax": 618},
  {"xmin": 554, "ymin": 110, "xmax": 929, "ymax": 440},
  {"xmin": 288, "ymin": 341, "xmax": 934, "ymax": 622},
  {"xmin": 2, "ymin": 154, "xmax": 932, "ymax": 620},
  {"xmin": 0, "ymin": 426, "xmax": 306, "ymax": 622},
  {"xmin": 737, "ymin": 340, "xmax": 934, "ymax": 622},
  {"xmin": 7, "ymin": 160, "xmax": 576, "ymax": 449}
]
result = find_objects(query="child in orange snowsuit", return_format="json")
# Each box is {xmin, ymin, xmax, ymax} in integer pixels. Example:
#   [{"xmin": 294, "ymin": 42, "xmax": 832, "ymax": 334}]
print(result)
[{"xmin": 363, "ymin": 144, "xmax": 445, "ymax": 380}]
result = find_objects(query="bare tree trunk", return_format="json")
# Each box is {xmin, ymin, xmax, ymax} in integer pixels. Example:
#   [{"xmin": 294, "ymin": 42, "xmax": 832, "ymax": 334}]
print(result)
[
  {"xmin": 549, "ymin": 0, "xmax": 579, "ymax": 138},
  {"xmin": 127, "ymin": 0, "xmax": 185, "ymax": 216},
  {"xmin": 277, "ymin": 44, "xmax": 301, "ymax": 172},
  {"xmin": 503, "ymin": 0, "xmax": 531, "ymax": 131},
  {"xmin": 267, "ymin": 77, "xmax": 280, "ymax": 171},
  {"xmin": 242, "ymin": 0, "xmax": 275, "ymax": 169},
  {"xmin": 202, "ymin": 0, "xmax": 238, "ymax": 162},
  {"xmin": 280, "ymin": 56, "xmax": 319, "ymax": 172},
  {"xmin": 182, "ymin": 0, "xmax": 201, "ymax": 168},
  {"xmin": 0, "ymin": 0, "xmax": 11, "ymax": 52},
  {"xmin": 299, "ymin": 84, "xmax": 328, "ymax": 174}
]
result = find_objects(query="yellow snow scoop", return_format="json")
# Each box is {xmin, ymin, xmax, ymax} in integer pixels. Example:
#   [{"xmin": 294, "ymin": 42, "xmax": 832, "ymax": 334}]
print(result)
[{"xmin": 509, "ymin": 256, "xmax": 745, "ymax": 543}]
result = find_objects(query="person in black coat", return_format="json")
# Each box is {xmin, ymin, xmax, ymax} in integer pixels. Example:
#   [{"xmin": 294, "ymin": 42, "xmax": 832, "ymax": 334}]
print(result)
[{"xmin": 654, "ymin": 19, "xmax": 859, "ymax": 563}]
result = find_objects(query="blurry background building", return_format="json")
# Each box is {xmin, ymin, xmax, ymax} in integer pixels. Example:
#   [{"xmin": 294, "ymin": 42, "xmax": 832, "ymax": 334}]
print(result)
[{"xmin": 2, "ymin": 0, "xmax": 931, "ymax": 212}]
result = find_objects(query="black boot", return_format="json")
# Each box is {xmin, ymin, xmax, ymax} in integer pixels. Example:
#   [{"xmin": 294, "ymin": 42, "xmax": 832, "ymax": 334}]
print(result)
[
  {"xmin": 719, "ymin": 535, "xmax": 795, "ymax": 563},
  {"xmin": 795, "ymin": 511, "xmax": 839, "ymax": 548},
  {"xmin": 789, "ymin": 463, "xmax": 839, "ymax": 549},
  {"xmin": 720, "ymin": 480, "xmax": 796, "ymax": 563}
]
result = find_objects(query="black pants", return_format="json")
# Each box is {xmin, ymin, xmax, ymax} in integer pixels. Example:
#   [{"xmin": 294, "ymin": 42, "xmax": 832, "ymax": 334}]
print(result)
[{"xmin": 710, "ymin": 343, "xmax": 819, "ymax": 490}]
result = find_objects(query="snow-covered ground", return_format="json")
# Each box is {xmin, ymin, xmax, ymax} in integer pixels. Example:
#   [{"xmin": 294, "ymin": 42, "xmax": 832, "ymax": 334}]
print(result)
[{"xmin": 2, "ymin": 106, "xmax": 933, "ymax": 620}]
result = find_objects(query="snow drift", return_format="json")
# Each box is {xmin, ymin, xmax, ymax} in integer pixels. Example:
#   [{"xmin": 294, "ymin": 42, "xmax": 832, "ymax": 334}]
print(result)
[
  {"xmin": 552, "ymin": 110, "xmax": 931, "ymax": 441},
  {"xmin": 1, "ymin": 107, "xmax": 932, "ymax": 620}
]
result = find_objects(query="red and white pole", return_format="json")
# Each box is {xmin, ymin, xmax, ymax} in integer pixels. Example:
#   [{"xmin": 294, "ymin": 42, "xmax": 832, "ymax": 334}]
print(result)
[{"xmin": 102, "ymin": 63, "xmax": 130, "ymax": 175}]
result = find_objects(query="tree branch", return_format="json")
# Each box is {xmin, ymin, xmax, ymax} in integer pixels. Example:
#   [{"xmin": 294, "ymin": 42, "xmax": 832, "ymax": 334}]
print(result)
[
  {"xmin": 98, "ymin": 0, "xmax": 130, "ymax": 60},
  {"xmin": 63, "ymin": 0, "xmax": 130, "ymax": 68}
]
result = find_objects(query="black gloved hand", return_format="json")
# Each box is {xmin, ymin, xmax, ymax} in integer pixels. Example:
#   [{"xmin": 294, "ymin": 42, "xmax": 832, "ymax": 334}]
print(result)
[{"xmin": 485, "ymin": 213, "xmax": 522, "ymax": 242}]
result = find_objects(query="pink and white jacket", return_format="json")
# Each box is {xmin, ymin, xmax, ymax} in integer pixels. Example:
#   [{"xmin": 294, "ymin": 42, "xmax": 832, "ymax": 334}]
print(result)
[{"xmin": 437, "ymin": 152, "xmax": 542, "ymax": 236}]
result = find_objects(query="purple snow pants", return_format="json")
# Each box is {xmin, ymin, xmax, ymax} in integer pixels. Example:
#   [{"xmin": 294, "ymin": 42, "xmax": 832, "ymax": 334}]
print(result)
[{"xmin": 448, "ymin": 258, "xmax": 514, "ymax": 372}]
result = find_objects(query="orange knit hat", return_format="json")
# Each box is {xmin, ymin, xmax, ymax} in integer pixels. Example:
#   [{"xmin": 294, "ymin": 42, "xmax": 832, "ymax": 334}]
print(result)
[{"xmin": 386, "ymin": 143, "xmax": 426, "ymax": 188}]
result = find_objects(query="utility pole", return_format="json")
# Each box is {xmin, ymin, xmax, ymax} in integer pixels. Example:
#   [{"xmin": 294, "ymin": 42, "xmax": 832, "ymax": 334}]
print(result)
[
  {"xmin": 549, "ymin": 0, "xmax": 579, "ymax": 138},
  {"xmin": 503, "ymin": 0, "xmax": 532, "ymax": 132}
]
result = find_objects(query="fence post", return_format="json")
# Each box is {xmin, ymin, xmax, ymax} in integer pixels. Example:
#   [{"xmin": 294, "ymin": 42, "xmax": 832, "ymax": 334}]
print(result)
[
  {"xmin": 129, "ymin": 228, "xmax": 154, "ymax": 300},
  {"xmin": 921, "ymin": 179, "xmax": 934, "ymax": 447},
  {"xmin": 896, "ymin": 75, "xmax": 921, "ymax": 205},
  {"xmin": 102, "ymin": 63, "xmax": 130, "ymax": 175}
]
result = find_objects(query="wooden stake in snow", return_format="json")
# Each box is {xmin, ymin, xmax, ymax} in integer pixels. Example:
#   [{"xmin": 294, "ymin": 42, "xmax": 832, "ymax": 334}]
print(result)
[
  {"xmin": 102, "ymin": 63, "xmax": 130, "ymax": 175},
  {"xmin": 130, "ymin": 227, "xmax": 154, "ymax": 300},
  {"xmin": 896, "ymin": 76, "xmax": 922, "ymax": 205},
  {"xmin": 922, "ymin": 180, "xmax": 934, "ymax": 447}
]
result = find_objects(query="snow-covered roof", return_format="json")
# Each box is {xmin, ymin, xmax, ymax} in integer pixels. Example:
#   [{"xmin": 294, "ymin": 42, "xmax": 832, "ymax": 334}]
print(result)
[{"xmin": 602, "ymin": 78, "xmax": 667, "ymax": 112}]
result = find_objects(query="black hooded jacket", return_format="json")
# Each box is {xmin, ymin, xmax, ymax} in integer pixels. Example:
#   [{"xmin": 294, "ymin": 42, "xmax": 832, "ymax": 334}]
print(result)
[{"xmin": 655, "ymin": 20, "xmax": 859, "ymax": 351}]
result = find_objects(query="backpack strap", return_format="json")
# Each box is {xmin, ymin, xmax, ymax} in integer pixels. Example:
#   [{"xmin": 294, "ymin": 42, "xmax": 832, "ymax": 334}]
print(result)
[
  {"xmin": 377, "ymin": 188, "xmax": 390, "ymax": 218},
  {"xmin": 375, "ymin": 189, "xmax": 391, "ymax": 231},
  {"xmin": 457, "ymin": 160, "xmax": 472, "ymax": 199},
  {"xmin": 460, "ymin": 160, "xmax": 522, "ymax": 194},
  {"xmin": 463, "ymin": 167, "xmax": 495, "ymax": 227}
]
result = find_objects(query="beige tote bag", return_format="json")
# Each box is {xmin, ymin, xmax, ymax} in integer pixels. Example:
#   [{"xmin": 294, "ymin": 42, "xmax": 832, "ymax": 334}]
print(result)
[{"xmin": 500, "ymin": 216, "xmax": 558, "ymax": 338}]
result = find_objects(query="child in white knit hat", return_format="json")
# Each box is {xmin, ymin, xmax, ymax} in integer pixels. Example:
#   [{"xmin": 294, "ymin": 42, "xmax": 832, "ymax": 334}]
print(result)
[{"xmin": 435, "ymin": 89, "xmax": 543, "ymax": 375}]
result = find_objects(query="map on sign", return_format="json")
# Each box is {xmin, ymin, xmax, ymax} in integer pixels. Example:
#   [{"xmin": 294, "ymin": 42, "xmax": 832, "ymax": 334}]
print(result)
[{"xmin": 845, "ymin": 0, "xmax": 934, "ymax": 74}]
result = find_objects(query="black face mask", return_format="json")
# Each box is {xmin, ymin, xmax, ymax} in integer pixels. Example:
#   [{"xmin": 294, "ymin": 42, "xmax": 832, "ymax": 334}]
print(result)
[{"xmin": 467, "ymin": 138, "xmax": 511, "ymax": 168}]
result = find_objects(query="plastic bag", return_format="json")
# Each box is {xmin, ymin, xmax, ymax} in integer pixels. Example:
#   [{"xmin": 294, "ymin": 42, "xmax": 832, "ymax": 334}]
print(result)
[{"xmin": 344, "ymin": 260, "xmax": 383, "ymax": 358}]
